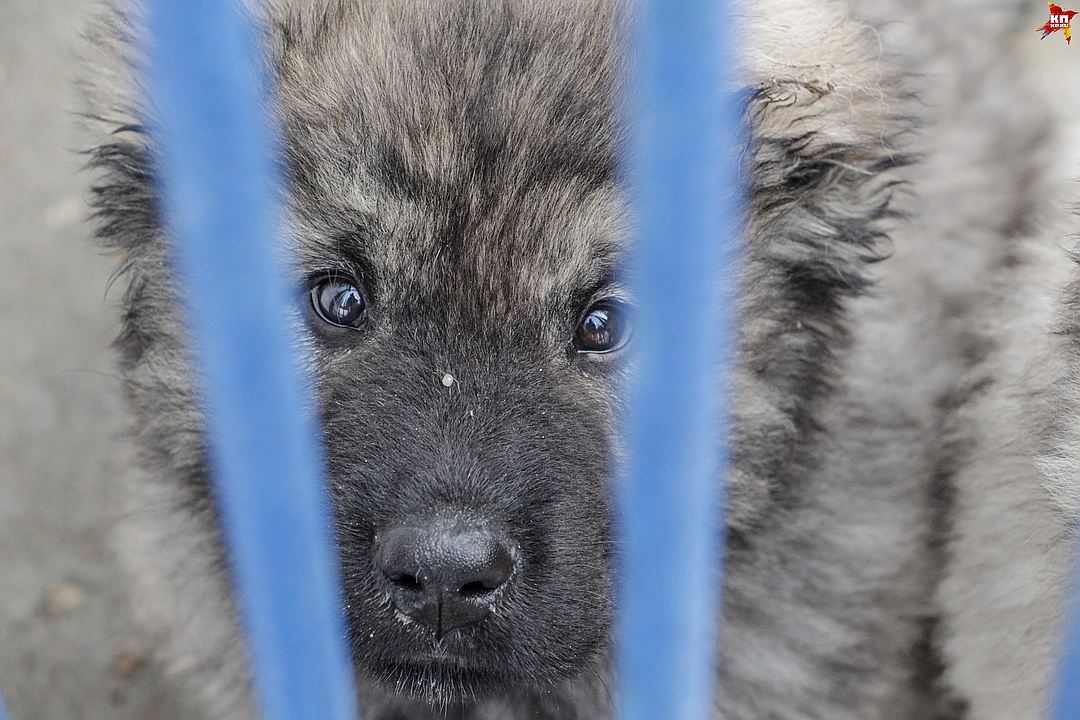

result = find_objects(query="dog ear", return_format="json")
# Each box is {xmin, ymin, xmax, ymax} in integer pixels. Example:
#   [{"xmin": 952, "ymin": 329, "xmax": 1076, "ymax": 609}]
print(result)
[
  {"xmin": 735, "ymin": 0, "xmax": 911, "ymax": 301},
  {"xmin": 79, "ymin": 4, "xmax": 159, "ymax": 260},
  {"xmin": 721, "ymin": 4, "xmax": 913, "ymax": 534},
  {"xmin": 744, "ymin": 82, "xmax": 909, "ymax": 301}
]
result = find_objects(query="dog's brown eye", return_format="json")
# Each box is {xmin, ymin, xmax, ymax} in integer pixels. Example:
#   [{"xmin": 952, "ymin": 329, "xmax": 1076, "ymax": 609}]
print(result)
[
  {"xmin": 310, "ymin": 275, "xmax": 367, "ymax": 328},
  {"xmin": 575, "ymin": 301, "xmax": 632, "ymax": 354}
]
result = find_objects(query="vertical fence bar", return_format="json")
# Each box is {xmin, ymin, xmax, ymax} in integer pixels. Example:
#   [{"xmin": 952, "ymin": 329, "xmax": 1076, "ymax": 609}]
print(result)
[
  {"xmin": 619, "ymin": 2, "xmax": 742, "ymax": 720},
  {"xmin": 0, "ymin": 690, "xmax": 7, "ymax": 720},
  {"xmin": 1055, "ymin": 567, "xmax": 1080, "ymax": 719},
  {"xmin": 144, "ymin": 2, "xmax": 359, "ymax": 720}
]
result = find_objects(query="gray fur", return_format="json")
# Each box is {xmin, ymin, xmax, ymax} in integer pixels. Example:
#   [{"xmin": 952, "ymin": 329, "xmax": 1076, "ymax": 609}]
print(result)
[
  {"xmin": 932, "ymin": 237, "xmax": 1076, "ymax": 720},
  {"xmin": 850, "ymin": 1, "xmax": 1080, "ymax": 718},
  {"xmin": 78, "ymin": 0, "xmax": 1066, "ymax": 717},
  {"xmin": 923, "ymin": 75, "xmax": 1080, "ymax": 720}
]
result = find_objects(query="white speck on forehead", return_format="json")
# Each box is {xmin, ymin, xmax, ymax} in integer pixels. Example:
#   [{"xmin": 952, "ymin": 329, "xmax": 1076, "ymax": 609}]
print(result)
[{"xmin": 441, "ymin": 373, "xmax": 455, "ymax": 388}]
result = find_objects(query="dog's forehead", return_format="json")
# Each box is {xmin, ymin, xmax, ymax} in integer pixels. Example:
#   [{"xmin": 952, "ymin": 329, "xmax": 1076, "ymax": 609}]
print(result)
[
  {"xmin": 276, "ymin": 0, "xmax": 628, "ymax": 314},
  {"xmin": 290, "ymin": 179, "xmax": 627, "ymax": 315}
]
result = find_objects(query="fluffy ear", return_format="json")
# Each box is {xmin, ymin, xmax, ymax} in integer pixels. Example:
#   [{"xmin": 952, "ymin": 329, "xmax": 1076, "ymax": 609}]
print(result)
[
  {"xmin": 79, "ymin": 3, "xmax": 174, "ymax": 378},
  {"xmin": 78, "ymin": 3, "xmax": 159, "ymax": 261},
  {"xmin": 720, "ymin": 1, "xmax": 912, "ymax": 535},
  {"xmin": 736, "ymin": 0, "xmax": 911, "ymax": 298}
]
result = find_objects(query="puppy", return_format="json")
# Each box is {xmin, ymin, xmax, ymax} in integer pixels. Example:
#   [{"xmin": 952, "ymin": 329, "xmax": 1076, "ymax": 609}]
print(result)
[{"xmin": 81, "ymin": 0, "xmax": 1005, "ymax": 717}]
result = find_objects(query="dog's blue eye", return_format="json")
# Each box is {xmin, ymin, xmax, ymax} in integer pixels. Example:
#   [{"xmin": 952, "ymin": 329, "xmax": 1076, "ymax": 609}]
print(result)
[
  {"xmin": 310, "ymin": 275, "xmax": 367, "ymax": 328},
  {"xmin": 575, "ymin": 301, "xmax": 632, "ymax": 354}
]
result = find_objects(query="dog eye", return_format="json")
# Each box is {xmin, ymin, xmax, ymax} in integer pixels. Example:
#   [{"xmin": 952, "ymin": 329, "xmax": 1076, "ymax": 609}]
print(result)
[
  {"xmin": 309, "ymin": 274, "xmax": 367, "ymax": 329},
  {"xmin": 575, "ymin": 300, "xmax": 632, "ymax": 354}
]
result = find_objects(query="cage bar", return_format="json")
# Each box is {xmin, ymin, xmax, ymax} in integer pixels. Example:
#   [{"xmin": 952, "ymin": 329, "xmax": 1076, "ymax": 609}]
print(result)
[
  {"xmin": 143, "ymin": 1, "xmax": 359, "ymax": 719},
  {"xmin": 1055, "ymin": 568, "xmax": 1080, "ymax": 719},
  {"xmin": 618, "ymin": 1, "xmax": 742, "ymax": 719}
]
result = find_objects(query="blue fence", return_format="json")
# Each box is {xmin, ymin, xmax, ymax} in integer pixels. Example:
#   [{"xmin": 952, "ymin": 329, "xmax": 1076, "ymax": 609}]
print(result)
[
  {"xmin": 617, "ymin": 2, "xmax": 740, "ymax": 719},
  {"xmin": 144, "ymin": 2, "xmax": 358, "ymax": 720}
]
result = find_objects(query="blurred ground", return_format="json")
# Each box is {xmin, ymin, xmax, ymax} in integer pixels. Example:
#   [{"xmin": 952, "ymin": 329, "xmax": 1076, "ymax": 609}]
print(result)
[
  {"xmin": 0, "ymin": 2, "xmax": 1078, "ymax": 720},
  {"xmin": 0, "ymin": 1, "xmax": 190, "ymax": 718}
]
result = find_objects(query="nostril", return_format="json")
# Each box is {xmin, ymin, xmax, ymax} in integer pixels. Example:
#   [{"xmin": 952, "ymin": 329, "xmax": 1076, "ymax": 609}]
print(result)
[
  {"xmin": 453, "ymin": 537, "xmax": 515, "ymax": 597},
  {"xmin": 375, "ymin": 526, "xmax": 429, "ymax": 594},
  {"xmin": 459, "ymin": 580, "xmax": 498, "ymax": 597},
  {"xmin": 388, "ymin": 571, "xmax": 423, "ymax": 593}
]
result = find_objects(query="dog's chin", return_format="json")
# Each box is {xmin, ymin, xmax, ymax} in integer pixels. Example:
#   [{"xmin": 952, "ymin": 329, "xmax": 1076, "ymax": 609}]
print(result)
[{"xmin": 366, "ymin": 656, "xmax": 520, "ymax": 706}]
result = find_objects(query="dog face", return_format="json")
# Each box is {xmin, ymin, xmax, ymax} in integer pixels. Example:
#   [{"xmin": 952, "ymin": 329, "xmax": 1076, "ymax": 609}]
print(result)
[
  {"xmin": 272, "ymin": 2, "xmax": 627, "ymax": 701},
  {"xmin": 86, "ymin": 0, "xmax": 903, "ymax": 710}
]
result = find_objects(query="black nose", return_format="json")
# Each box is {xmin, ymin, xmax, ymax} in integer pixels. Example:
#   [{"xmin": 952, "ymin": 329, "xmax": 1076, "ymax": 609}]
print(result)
[{"xmin": 375, "ymin": 521, "xmax": 517, "ymax": 637}]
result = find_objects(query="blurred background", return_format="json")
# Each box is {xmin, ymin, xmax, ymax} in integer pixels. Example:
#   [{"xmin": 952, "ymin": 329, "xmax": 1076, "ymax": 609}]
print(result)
[
  {"xmin": 0, "ymin": 1, "xmax": 193, "ymax": 718},
  {"xmin": 0, "ymin": 1, "xmax": 1078, "ymax": 719}
]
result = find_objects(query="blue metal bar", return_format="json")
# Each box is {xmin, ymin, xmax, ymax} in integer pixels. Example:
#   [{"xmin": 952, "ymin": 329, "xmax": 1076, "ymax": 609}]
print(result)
[
  {"xmin": 144, "ymin": 2, "xmax": 359, "ymax": 720},
  {"xmin": 0, "ymin": 689, "xmax": 8, "ymax": 720},
  {"xmin": 1055, "ymin": 563, "xmax": 1080, "ymax": 719},
  {"xmin": 618, "ymin": 2, "xmax": 742, "ymax": 720}
]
